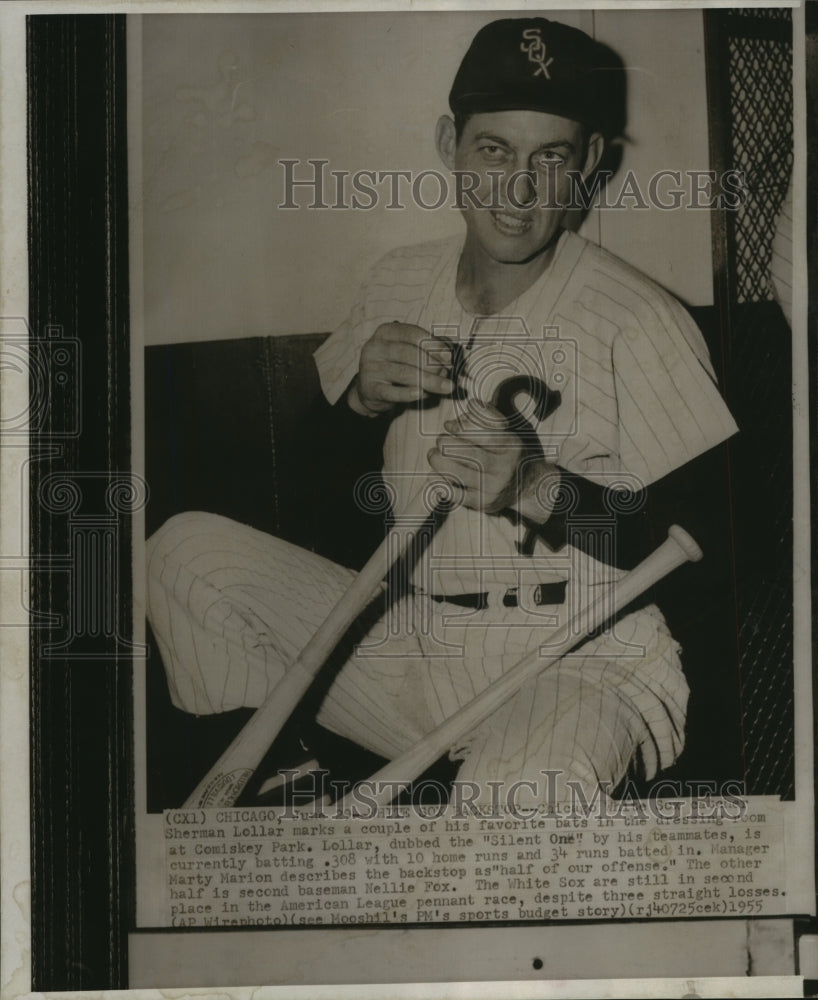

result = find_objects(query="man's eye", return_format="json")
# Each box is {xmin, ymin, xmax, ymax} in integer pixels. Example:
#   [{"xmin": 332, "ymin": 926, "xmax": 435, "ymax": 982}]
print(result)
[
  {"xmin": 479, "ymin": 144, "xmax": 506, "ymax": 160},
  {"xmin": 534, "ymin": 151, "xmax": 565, "ymax": 169}
]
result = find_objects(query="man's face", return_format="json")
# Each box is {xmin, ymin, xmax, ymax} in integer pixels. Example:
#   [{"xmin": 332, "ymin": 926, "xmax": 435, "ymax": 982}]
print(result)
[{"xmin": 448, "ymin": 110, "xmax": 593, "ymax": 264}]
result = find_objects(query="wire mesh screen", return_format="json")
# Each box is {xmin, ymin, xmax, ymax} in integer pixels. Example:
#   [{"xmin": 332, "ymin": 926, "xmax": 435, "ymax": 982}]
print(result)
[
  {"xmin": 727, "ymin": 30, "xmax": 793, "ymax": 302},
  {"xmin": 739, "ymin": 578, "xmax": 795, "ymax": 791},
  {"xmin": 708, "ymin": 10, "xmax": 794, "ymax": 798}
]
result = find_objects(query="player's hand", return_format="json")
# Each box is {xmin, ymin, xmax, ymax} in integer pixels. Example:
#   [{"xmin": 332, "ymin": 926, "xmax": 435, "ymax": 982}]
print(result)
[
  {"xmin": 427, "ymin": 402, "xmax": 526, "ymax": 512},
  {"xmin": 349, "ymin": 322, "xmax": 454, "ymax": 416}
]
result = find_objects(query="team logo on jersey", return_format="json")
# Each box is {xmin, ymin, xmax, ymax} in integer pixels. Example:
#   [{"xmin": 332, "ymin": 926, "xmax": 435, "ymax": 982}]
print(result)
[{"xmin": 520, "ymin": 28, "xmax": 554, "ymax": 80}]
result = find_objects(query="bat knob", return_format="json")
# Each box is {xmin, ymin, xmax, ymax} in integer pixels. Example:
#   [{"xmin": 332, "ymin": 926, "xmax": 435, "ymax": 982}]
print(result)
[{"xmin": 668, "ymin": 524, "xmax": 703, "ymax": 563}]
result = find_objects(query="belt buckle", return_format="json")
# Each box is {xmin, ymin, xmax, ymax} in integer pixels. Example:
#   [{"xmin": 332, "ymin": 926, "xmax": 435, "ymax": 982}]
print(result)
[
  {"xmin": 491, "ymin": 585, "xmax": 541, "ymax": 609},
  {"xmin": 511, "ymin": 581, "xmax": 568, "ymax": 610},
  {"xmin": 533, "ymin": 581, "xmax": 567, "ymax": 606}
]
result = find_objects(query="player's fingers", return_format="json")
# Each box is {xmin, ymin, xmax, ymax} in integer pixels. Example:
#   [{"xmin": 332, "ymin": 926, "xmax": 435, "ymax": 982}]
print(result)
[
  {"xmin": 426, "ymin": 335, "xmax": 456, "ymax": 368},
  {"xmin": 371, "ymin": 360, "xmax": 424, "ymax": 387},
  {"xmin": 379, "ymin": 321, "xmax": 431, "ymax": 344},
  {"xmin": 375, "ymin": 382, "xmax": 428, "ymax": 404},
  {"xmin": 442, "ymin": 419, "xmax": 514, "ymax": 453},
  {"xmin": 441, "ymin": 451, "xmax": 491, "ymax": 480},
  {"xmin": 426, "ymin": 447, "xmax": 483, "ymax": 489},
  {"xmin": 377, "ymin": 360, "xmax": 452, "ymax": 395},
  {"xmin": 425, "ymin": 345, "xmax": 454, "ymax": 368},
  {"xmin": 427, "ymin": 447, "xmax": 482, "ymax": 488},
  {"xmin": 420, "ymin": 370, "xmax": 455, "ymax": 396},
  {"xmin": 376, "ymin": 338, "xmax": 452, "ymax": 375},
  {"xmin": 379, "ymin": 323, "xmax": 454, "ymax": 367},
  {"xmin": 371, "ymin": 361, "xmax": 453, "ymax": 396}
]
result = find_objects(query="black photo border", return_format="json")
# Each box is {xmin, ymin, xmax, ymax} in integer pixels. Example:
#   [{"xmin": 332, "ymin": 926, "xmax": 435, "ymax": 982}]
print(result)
[{"xmin": 28, "ymin": 14, "xmax": 134, "ymax": 991}]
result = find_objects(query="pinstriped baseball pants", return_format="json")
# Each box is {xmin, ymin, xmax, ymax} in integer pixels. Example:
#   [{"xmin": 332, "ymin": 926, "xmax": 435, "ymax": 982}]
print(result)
[{"xmin": 146, "ymin": 511, "xmax": 688, "ymax": 802}]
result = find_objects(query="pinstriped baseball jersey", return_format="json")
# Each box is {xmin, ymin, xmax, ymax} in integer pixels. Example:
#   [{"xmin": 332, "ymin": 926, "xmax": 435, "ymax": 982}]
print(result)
[{"xmin": 315, "ymin": 229, "xmax": 738, "ymax": 597}]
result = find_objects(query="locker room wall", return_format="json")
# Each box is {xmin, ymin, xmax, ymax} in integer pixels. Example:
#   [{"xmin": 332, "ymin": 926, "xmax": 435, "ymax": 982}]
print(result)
[{"xmin": 134, "ymin": 9, "xmax": 714, "ymax": 347}]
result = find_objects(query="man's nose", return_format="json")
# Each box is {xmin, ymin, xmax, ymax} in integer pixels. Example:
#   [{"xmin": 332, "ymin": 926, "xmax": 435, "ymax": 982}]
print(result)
[{"xmin": 508, "ymin": 168, "xmax": 538, "ymax": 208}]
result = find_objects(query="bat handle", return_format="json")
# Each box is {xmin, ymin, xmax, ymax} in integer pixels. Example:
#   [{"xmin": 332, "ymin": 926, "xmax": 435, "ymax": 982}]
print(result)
[{"xmin": 668, "ymin": 524, "xmax": 703, "ymax": 564}]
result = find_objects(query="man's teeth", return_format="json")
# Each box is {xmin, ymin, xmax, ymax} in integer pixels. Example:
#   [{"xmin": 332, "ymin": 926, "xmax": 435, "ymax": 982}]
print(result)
[{"xmin": 492, "ymin": 211, "xmax": 531, "ymax": 232}]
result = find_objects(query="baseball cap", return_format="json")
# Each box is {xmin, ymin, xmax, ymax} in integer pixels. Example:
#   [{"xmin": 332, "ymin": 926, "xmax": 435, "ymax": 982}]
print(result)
[{"xmin": 449, "ymin": 18, "xmax": 609, "ymax": 133}]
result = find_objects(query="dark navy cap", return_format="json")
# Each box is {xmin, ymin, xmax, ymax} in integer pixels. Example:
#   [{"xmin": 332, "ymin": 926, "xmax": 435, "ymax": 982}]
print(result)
[{"xmin": 449, "ymin": 18, "xmax": 607, "ymax": 132}]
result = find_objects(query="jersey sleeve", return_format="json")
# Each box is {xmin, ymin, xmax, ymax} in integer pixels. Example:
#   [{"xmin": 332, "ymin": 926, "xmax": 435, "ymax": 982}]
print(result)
[
  {"xmin": 313, "ymin": 282, "xmax": 373, "ymax": 406},
  {"xmin": 612, "ymin": 295, "xmax": 738, "ymax": 488},
  {"xmin": 313, "ymin": 248, "xmax": 409, "ymax": 405}
]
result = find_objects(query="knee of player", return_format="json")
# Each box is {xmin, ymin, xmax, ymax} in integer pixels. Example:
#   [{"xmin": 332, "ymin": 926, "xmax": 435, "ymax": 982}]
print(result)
[{"xmin": 146, "ymin": 510, "xmax": 229, "ymax": 580}]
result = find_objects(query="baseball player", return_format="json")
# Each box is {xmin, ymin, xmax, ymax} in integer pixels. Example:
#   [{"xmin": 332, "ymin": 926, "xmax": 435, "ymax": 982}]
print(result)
[{"xmin": 147, "ymin": 18, "xmax": 738, "ymax": 805}]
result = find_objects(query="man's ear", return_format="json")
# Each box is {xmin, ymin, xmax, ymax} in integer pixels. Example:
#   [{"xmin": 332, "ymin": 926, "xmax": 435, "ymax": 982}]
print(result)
[
  {"xmin": 435, "ymin": 114, "xmax": 458, "ymax": 170},
  {"xmin": 581, "ymin": 131, "xmax": 604, "ymax": 179}
]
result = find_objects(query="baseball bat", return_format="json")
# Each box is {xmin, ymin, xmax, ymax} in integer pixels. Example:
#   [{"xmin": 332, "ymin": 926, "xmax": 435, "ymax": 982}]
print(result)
[
  {"xmin": 183, "ymin": 486, "xmax": 442, "ymax": 808},
  {"xmin": 337, "ymin": 524, "xmax": 702, "ymax": 810},
  {"xmin": 183, "ymin": 373, "xmax": 558, "ymax": 808}
]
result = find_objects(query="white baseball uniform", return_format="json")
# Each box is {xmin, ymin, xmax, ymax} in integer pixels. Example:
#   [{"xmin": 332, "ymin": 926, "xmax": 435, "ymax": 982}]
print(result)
[{"xmin": 147, "ymin": 229, "xmax": 738, "ymax": 801}]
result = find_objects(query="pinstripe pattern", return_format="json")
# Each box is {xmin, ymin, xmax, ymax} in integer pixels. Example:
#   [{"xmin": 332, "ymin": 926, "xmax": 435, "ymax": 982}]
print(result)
[
  {"xmin": 147, "ymin": 512, "xmax": 687, "ymax": 791},
  {"xmin": 147, "ymin": 229, "xmax": 736, "ymax": 797},
  {"xmin": 316, "ymin": 231, "xmax": 736, "ymax": 600}
]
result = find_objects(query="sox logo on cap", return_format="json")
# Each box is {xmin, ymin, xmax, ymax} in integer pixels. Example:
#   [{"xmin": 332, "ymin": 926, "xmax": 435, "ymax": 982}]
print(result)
[{"xmin": 520, "ymin": 28, "xmax": 554, "ymax": 80}]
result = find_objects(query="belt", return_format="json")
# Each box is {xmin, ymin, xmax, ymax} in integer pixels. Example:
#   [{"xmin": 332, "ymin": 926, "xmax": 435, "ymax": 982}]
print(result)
[{"xmin": 429, "ymin": 581, "xmax": 567, "ymax": 610}]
